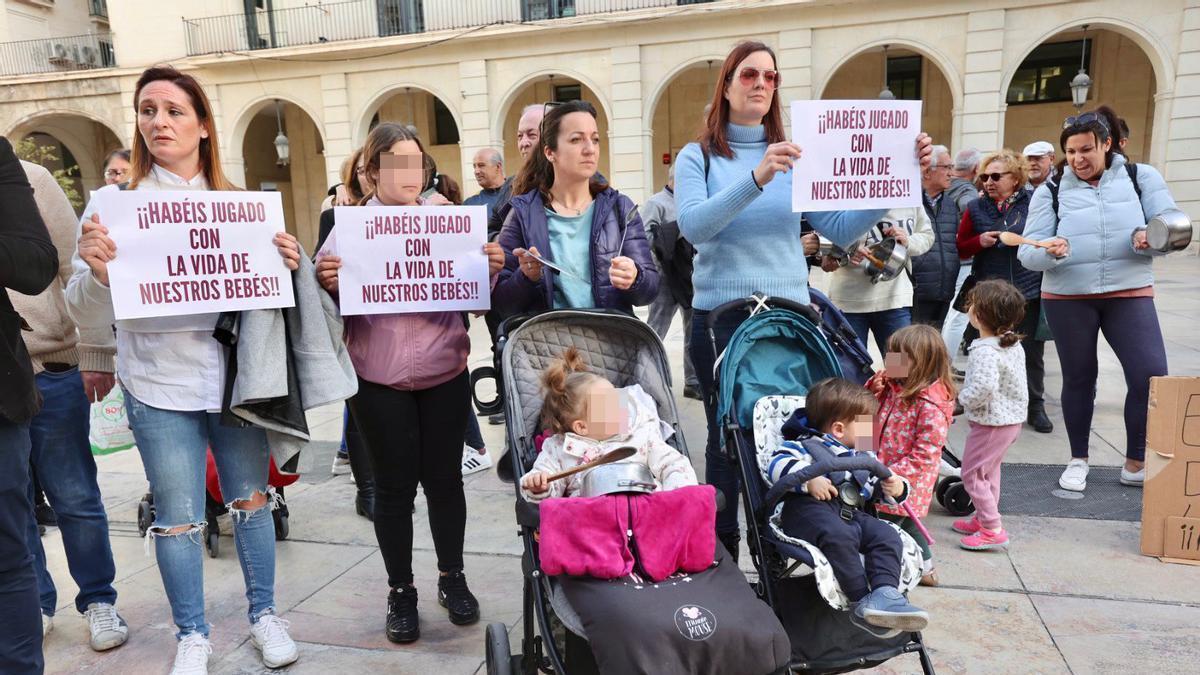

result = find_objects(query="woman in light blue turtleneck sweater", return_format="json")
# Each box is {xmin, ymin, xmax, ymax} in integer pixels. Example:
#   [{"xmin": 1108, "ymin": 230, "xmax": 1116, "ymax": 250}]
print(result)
[{"xmin": 676, "ymin": 41, "xmax": 932, "ymax": 556}]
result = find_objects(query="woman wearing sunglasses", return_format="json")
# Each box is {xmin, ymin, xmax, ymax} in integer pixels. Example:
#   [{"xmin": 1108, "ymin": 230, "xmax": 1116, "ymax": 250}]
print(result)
[
  {"xmin": 674, "ymin": 40, "xmax": 934, "ymax": 560},
  {"xmin": 492, "ymin": 100, "xmax": 658, "ymax": 317},
  {"xmin": 1018, "ymin": 106, "xmax": 1178, "ymax": 494},
  {"xmin": 954, "ymin": 148, "xmax": 1051, "ymax": 435}
]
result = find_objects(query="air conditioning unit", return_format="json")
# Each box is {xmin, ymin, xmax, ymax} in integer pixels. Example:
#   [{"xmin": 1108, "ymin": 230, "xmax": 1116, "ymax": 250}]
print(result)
[
  {"xmin": 79, "ymin": 45, "xmax": 99, "ymax": 65},
  {"xmin": 47, "ymin": 42, "xmax": 72, "ymax": 66}
]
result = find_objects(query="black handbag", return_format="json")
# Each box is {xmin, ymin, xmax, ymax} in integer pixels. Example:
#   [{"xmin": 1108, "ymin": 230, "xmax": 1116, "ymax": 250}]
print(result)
[{"xmin": 952, "ymin": 274, "xmax": 977, "ymax": 313}]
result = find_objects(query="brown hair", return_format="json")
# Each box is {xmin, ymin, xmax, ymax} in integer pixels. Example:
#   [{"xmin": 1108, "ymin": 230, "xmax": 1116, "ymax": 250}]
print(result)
[
  {"xmin": 358, "ymin": 122, "xmax": 427, "ymax": 205},
  {"xmin": 805, "ymin": 378, "xmax": 877, "ymax": 433},
  {"xmin": 513, "ymin": 100, "xmax": 608, "ymax": 203},
  {"xmin": 698, "ymin": 41, "xmax": 786, "ymax": 159},
  {"xmin": 540, "ymin": 347, "xmax": 606, "ymax": 433},
  {"xmin": 129, "ymin": 66, "xmax": 235, "ymax": 190},
  {"xmin": 966, "ymin": 279, "xmax": 1026, "ymax": 348},
  {"xmin": 886, "ymin": 324, "xmax": 958, "ymax": 401},
  {"xmin": 1059, "ymin": 104, "xmax": 1123, "ymax": 169},
  {"xmin": 339, "ymin": 148, "xmax": 365, "ymax": 204},
  {"xmin": 978, "ymin": 148, "xmax": 1028, "ymax": 188}
]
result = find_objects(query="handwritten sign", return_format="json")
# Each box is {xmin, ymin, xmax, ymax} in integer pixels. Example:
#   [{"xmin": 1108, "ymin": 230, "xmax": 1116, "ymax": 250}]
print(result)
[
  {"xmin": 331, "ymin": 205, "xmax": 489, "ymax": 315},
  {"xmin": 791, "ymin": 99, "xmax": 922, "ymax": 212},
  {"xmin": 101, "ymin": 190, "xmax": 294, "ymax": 320}
]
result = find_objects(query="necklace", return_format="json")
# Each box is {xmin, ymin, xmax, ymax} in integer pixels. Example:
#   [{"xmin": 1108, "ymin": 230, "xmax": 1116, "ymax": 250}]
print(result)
[{"xmin": 551, "ymin": 195, "xmax": 591, "ymax": 216}]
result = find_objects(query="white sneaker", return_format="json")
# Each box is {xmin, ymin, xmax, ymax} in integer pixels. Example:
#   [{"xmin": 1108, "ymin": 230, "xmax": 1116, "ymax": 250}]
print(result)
[
  {"xmin": 939, "ymin": 457, "xmax": 961, "ymax": 478},
  {"xmin": 461, "ymin": 445, "xmax": 493, "ymax": 476},
  {"xmin": 1120, "ymin": 467, "xmax": 1145, "ymax": 487},
  {"xmin": 1059, "ymin": 459, "xmax": 1089, "ymax": 492},
  {"xmin": 170, "ymin": 633, "xmax": 211, "ymax": 675},
  {"xmin": 250, "ymin": 614, "xmax": 299, "ymax": 669},
  {"xmin": 331, "ymin": 453, "xmax": 351, "ymax": 476},
  {"xmin": 42, "ymin": 613, "xmax": 52, "ymax": 637},
  {"xmin": 84, "ymin": 602, "xmax": 128, "ymax": 651}
]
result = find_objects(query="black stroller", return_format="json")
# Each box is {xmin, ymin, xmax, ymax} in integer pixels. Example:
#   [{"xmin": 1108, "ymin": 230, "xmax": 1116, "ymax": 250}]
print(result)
[
  {"xmin": 709, "ymin": 294, "xmax": 936, "ymax": 674},
  {"xmin": 484, "ymin": 309, "xmax": 790, "ymax": 675}
]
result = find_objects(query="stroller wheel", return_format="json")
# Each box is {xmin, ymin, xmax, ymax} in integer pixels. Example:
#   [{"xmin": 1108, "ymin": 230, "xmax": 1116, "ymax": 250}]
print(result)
[
  {"xmin": 935, "ymin": 476, "xmax": 957, "ymax": 506},
  {"xmin": 484, "ymin": 622, "xmax": 513, "ymax": 675},
  {"xmin": 274, "ymin": 513, "xmax": 289, "ymax": 541},
  {"xmin": 137, "ymin": 499, "xmax": 154, "ymax": 538},
  {"xmin": 944, "ymin": 481, "xmax": 975, "ymax": 517}
]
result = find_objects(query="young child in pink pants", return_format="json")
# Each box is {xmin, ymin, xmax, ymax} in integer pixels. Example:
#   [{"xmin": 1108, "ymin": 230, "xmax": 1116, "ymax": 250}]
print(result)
[{"xmin": 955, "ymin": 280, "xmax": 1028, "ymax": 550}]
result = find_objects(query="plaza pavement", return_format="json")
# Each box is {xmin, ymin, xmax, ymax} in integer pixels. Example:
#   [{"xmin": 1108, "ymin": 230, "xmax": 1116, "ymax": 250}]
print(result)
[{"xmin": 39, "ymin": 253, "xmax": 1200, "ymax": 674}]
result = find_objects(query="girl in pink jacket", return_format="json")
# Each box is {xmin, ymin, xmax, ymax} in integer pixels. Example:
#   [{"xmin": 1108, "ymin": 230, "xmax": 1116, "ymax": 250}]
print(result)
[{"xmin": 867, "ymin": 324, "xmax": 957, "ymax": 587}]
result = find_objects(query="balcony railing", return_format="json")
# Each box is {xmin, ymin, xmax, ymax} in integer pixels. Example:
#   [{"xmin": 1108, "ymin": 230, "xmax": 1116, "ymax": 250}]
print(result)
[
  {"xmin": 184, "ymin": 0, "xmax": 712, "ymax": 56},
  {"xmin": 0, "ymin": 32, "xmax": 116, "ymax": 78}
]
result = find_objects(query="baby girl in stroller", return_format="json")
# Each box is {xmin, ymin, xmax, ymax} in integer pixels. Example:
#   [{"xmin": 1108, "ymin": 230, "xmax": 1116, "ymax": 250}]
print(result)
[
  {"xmin": 520, "ymin": 347, "xmax": 697, "ymax": 501},
  {"xmin": 766, "ymin": 377, "xmax": 930, "ymax": 637}
]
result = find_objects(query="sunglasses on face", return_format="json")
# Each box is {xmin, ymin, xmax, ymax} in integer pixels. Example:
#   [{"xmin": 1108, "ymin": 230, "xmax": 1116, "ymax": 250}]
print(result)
[
  {"xmin": 980, "ymin": 172, "xmax": 1012, "ymax": 183},
  {"xmin": 734, "ymin": 67, "xmax": 780, "ymax": 90}
]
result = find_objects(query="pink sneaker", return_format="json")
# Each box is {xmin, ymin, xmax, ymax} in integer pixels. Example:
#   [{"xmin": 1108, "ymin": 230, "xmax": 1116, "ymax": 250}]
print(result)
[
  {"xmin": 952, "ymin": 516, "xmax": 980, "ymax": 535},
  {"xmin": 960, "ymin": 527, "xmax": 1009, "ymax": 551}
]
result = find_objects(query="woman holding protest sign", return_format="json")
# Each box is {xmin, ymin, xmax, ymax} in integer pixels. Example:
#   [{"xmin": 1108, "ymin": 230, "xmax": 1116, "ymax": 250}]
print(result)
[
  {"xmin": 491, "ymin": 100, "xmax": 659, "ymax": 317},
  {"xmin": 65, "ymin": 66, "xmax": 302, "ymax": 674},
  {"xmin": 314, "ymin": 122, "xmax": 505, "ymax": 644},
  {"xmin": 674, "ymin": 40, "xmax": 934, "ymax": 559}
]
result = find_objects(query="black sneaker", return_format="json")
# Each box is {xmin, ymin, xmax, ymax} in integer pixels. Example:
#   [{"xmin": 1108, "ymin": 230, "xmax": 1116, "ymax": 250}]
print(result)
[
  {"xmin": 682, "ymin": 385, "xmax": 702, "ymax": 401},
  {"xmin": 386, "ymin": 585, "xmax": 419, "ymax": 643},
  {"xmin": 35, "ymin": 502, "xmax": 58, "ymax": 527},
  {"xmin": 437, "ymin": 571, "xmax": 480, "ymax": 626},
  {"xmin": 1028, "ymin": 407, "xmax": 1053, "ymax": 434}
]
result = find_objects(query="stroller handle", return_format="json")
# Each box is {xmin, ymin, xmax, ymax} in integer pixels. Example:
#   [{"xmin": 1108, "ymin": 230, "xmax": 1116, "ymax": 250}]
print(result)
[
  {"xmin": 760, "ymin": 454, "xmax": 893, "ymax": 520},
  {"xmin": 706, "ymin": 293, "xmax": 821, "ymax": 332}
]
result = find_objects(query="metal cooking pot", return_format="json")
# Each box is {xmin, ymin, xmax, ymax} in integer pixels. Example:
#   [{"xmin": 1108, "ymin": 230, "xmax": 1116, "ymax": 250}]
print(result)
[
  {"xmin": 1145, "ymin": 209, "xmax": 1193, "ymax": 253},
  {"xmin": 816, "ymin": 236, "xmax": 846, "ymax": 261},
  {"xmin": 863, "ymin": 237, "xmax": 909, "ymax": 284},
  {"xmin": 579, "ymin": 461, "xmax": 657, "ymax": 498}
]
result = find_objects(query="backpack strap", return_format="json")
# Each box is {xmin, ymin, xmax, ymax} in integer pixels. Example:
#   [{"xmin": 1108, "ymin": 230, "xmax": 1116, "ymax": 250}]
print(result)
[
  {"xmin": 1046, "ymin": 161, "xmax": 1142, "ymax": 235},
  {"xmin": 702, "ymin": 145, "xmax": 710, "ymax": 180},
  {"xmin": 1126, "ymin": 161, "xmax": 1142, "ymax": 200}
]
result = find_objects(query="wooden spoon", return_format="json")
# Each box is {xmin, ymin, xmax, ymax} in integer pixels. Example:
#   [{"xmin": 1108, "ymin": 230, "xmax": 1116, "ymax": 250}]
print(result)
[
  {"xmin": 998, "ymin": 231, "xmax": 1052, "ymax": 249},
  {"xmin": 545, "ymin": 446, "xmax": 638, "ymax": 483}
]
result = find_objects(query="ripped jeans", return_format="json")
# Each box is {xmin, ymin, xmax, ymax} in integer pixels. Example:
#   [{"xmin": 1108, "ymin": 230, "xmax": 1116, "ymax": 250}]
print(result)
[{"xmin": 124, "ymin": 389, "xmax": 276, "ymax": 639}]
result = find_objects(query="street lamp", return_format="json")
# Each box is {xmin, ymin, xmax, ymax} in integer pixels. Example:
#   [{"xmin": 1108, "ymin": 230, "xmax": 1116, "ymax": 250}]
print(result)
[
  {"xmin": 1070, "ymin": 25, "xmax": 1092, "ymax": 111},
  {"xmin": 273, "ymin": 100, "xmax": 290, "ymax": 167},
  {"xmin": 879, "ymin": 44, "xmax": 896, "ymax": 100}
]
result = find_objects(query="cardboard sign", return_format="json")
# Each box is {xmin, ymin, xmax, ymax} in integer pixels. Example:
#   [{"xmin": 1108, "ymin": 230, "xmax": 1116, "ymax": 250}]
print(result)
[
  {"xmin": 101, "ymin": 190, "xmax": 294, "ymax": 320},
  {"xmin": 1141, "ymin": 376, "xmax": 1200, "ymax": 562},
  {"xmin": 791, "ymin": 99, "xmax": 923, "ymax": 212},
  {"xmin": 331, "ymin": 205, "xmax": 489, "ymax": 315}
]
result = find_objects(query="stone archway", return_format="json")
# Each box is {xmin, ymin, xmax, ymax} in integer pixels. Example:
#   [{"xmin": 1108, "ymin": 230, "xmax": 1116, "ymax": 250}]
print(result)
[
  {"xmin": 239, "ymin": 99, "xmax": 326, "ymax": 251},
  {"xmin": 8, "ymin": 112, "xmax": 124, "ymax": 212},
  {"xmin": 647, "ymin": 60, "xmax": 720, "ymax": 192},
  {"xmin": 359, "ymin": 86, "xmax": 464, "ymax": 194},
  {"xmin": 494, "ymin": 73, "xmax": 612, "ymax": 181}
]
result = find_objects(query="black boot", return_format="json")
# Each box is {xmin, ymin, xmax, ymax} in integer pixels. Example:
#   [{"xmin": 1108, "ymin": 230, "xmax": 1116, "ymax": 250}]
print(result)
[
  {"xmin": 346, "ymin": 412, "xmax": 375, "ymax": 521},
  {"xmin": 718, "ymin": 531, "xmax": 741, "ymax": 563},
  {"xmin": 386, "ymin": 585, "xmax": 420, "ymax": 643},
  {"xmin": 438, "ymin": 571, "xmax": 480, "ymax": 626},
  {"xmin": 1028, "ymin": 405, "xmax": 1053, "ymax": 433}
]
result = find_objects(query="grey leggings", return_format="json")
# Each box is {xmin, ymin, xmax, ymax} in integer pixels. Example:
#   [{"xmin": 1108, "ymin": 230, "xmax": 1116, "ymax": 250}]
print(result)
[{"xmin": 1042, "ymin": 296, "xmax": 1167, "ymax": 462}]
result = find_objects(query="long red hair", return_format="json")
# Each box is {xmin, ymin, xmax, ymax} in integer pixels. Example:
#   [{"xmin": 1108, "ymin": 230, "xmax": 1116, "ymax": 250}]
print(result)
[{"xmin": 698, "ymin": 41, "xmax": 786, "ymax": 159}]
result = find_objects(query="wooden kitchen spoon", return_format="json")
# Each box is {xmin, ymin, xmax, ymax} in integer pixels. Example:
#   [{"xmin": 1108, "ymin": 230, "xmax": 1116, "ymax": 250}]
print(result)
[
  {"xmin": 545, "ymin": 446, "xmax": 638, "ymax": 483},
  {"xmin": 998, "ymin": 231, "xmax": 1052, "ymax": 249}
]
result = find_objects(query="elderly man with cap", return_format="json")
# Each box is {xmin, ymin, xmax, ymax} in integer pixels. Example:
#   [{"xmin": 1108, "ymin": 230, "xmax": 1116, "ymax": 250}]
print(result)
[{"xmin": 1023, "ymin": 141, "xmax": 1056, "ymax": 192}]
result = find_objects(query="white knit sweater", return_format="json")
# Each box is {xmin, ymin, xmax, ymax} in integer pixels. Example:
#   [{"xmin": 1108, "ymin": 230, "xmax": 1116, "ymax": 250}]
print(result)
[{"xmin": 958, "ymin": 336, "xmax": 1028, "ymax": 426}]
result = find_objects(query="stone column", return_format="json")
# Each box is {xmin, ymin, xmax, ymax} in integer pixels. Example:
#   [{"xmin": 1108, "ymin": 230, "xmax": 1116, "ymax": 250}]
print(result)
[
  {"xmin": 957, "ymin": 9, "xmax": 1006, "ymax": 153},
  {"xmin": 210, "ymin": 84, "xmax": 244, "ymax": 186},
  {"xmin": 777, "ymin": 27, "xmax": 814, "ymax": 130},
  {"xmin": 320, "ymin": 73, "xmax": 353, "ymax": 188},
  {"xmin": 1164, "ymin": 0, "xmax": 1200, "ymax": 225},
  {"xmin": 610, "ymin": 45, "xmax": 648, "ymax": 204},
  {"xmin": 458, "ymin": 59, "xmax": 492, "ymax": 197}
]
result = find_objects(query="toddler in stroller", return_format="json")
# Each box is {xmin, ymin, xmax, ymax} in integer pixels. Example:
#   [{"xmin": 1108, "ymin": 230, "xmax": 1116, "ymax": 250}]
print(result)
[
  {"xmin": 766, "ymin": 378, "xmax": 929, "ymax": 637},
  {"xmin": 519, "ymin": 347, "xmax": 697, "ymax": 501}
]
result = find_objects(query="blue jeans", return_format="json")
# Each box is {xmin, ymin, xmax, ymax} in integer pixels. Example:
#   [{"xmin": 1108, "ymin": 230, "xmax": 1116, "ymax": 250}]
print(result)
[
  {"xmin": 0, "ymin": 416, "xmax": 42, "ymax": 674},
  {"xmin": 689, "ymin": 307, "xmax": 751, "ymax": 538},
  {"xmin": 124, "ymin": 389, "xmax": 277, "ymax": 639},
  {"xmin": 845, "ymin": 307, "xmax": 912, "ymax": 355},
  {"xmin": 25, "ymin": 367, "xmax": 117, "ymax": 616}
]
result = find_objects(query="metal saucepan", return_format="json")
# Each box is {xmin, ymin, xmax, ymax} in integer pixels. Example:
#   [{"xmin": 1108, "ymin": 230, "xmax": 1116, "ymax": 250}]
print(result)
[
  {"xmin": 816, "ymin": 236, "xmax": 846, "ymax": 260},
  {"xmin": 1144, "ymin": 209, "xmax": 1193, "ymax": 253},
  {"xmin": 579, "ymin": 461, "xmax": 658, "ymax": 498},
  {"xmin": 863, "ymin": 237, "xmax": 909, "ymax": 284}
]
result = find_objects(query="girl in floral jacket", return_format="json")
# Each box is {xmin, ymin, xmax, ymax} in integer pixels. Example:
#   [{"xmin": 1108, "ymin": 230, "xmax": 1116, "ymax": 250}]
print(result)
[{"xmin": 867, "ymin": 324, "xmax": 957, "ymax": 586}]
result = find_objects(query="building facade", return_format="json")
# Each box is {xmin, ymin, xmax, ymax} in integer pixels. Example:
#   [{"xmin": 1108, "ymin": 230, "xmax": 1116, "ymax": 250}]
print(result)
[{"xmin": 2, "ymin": 0, "xmax": 1196, "ymax": 250}]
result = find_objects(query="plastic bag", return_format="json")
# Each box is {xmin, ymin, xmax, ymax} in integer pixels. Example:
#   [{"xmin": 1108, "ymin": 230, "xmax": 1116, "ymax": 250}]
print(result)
[{"xmin": 89, "ymin": 387, "xmax": 136, "ymax": 455}]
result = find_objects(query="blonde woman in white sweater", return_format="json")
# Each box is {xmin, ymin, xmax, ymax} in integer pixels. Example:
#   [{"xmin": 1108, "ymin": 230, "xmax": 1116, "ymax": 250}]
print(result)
[
  {"xmin": 954, "ymin": 280, "xmax": 1028, "ymax": 552},
  {"xmin": 821, "ymin": 206, "xmax": 933, "ymax": 354}
]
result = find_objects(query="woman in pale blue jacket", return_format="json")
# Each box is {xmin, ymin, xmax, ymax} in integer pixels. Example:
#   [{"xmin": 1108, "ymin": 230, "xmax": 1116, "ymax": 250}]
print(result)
[{"xmin": 1018, "ymin": 106, "xmax": 1178, "ymax": 494}]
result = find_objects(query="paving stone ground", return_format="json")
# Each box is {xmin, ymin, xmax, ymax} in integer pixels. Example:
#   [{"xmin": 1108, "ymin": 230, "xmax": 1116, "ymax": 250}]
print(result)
[{"xmin": 39, "ymin": 253, "xmax": 1200, "ymax": 674}]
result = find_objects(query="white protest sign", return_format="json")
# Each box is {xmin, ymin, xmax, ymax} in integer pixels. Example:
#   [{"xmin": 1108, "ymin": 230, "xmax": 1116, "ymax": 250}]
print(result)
[
  {"xmin": 101, "ymin": 190, "xmax": 295, "ymax": 320},
  {"xmin": 791, "ymin": 99, "xmax": 923, "ymax": 212},
  {"xmin": 333, "ymin": 205, "xmax": 490, "ymax": 315}
]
